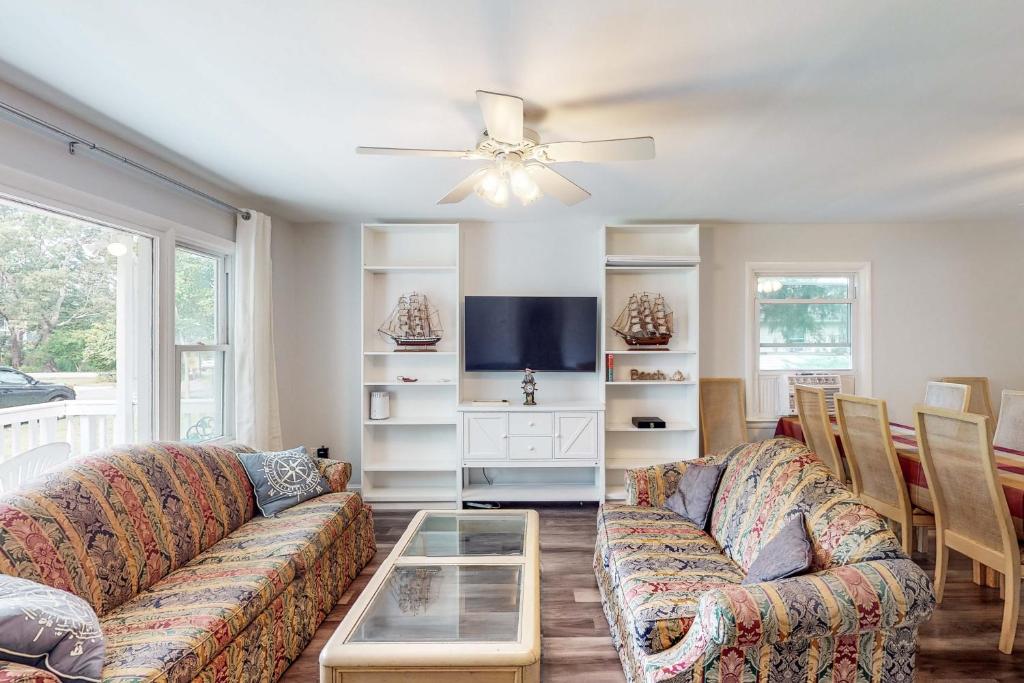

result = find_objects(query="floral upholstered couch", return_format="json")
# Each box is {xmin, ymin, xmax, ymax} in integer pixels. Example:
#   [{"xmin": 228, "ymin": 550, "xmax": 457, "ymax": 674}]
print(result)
[
  {"xmin": 0, "ymin": 442, "xmax": 375, "ymax": 683},
  {"xmin": 595, "ymin": 437, "xmax": 935, "ymax": 683}
]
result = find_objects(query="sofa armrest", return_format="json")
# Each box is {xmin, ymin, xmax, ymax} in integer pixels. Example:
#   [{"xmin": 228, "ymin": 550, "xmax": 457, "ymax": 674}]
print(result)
[
  {"xmin": 0, "ymin": 662, "xmax": 61, "ymax": 683},
  {"xmin": 642, "ymin": 558, "xmax": 935, "ymax": 682},
  {"xmin": 316, "ymin": 458, "xmax": 352, "ymax": 493},
  {"xmin": 624, "ymin": 461, "xmax": 693, "ymax": 506}
]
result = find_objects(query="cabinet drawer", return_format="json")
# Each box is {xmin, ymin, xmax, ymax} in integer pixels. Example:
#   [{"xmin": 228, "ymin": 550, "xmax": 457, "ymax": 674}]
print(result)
[
  {"xmin": 508, "ymin": 436, "xmax": 553, "ymax": 460},
  {"xmin": 508, "ymin": 412, "xmax": 553, "ymax": 436}
]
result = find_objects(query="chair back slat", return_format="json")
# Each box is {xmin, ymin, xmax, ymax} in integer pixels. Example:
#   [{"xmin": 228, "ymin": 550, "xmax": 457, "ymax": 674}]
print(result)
[
  {"xmin": 924, "ymin": 381, "xmax": 971, "ymax": 412},
  {"xmin": 941, "ymin": 376, "xmax": 994, "ymax": 421},
  {"xmin": 0, "ymin": 442, "xmax": 72, "ymax": 494},
  {"xmin": 915, "ymin": 406, "xmax": 1013, "ymax": 558},
  {"xmin": 835, "ymin": 394, "xmax": 908, "ymax": 519},
  {"xmin": 794, "ymin": 384, "xmax": 844, "ymax": 479},
  {"xmin": 699, "ymin": 378, "xmax": 749, "ymax": 455},
  {"xmin": 994, "ymin": 390, "xmax": 1024, "ymax": 452}
]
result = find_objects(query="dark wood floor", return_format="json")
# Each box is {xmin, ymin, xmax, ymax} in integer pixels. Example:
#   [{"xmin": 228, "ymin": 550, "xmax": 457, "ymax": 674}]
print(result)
[{"xmin": 281, "ymin": 505, "xmax": 1024, "ymax": 682}]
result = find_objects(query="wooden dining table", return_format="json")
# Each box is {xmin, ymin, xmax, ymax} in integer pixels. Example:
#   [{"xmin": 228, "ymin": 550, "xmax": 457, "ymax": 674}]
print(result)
[{"xmin": 775, "ymin": 415, "xmax": 1024, "ymax": 540}]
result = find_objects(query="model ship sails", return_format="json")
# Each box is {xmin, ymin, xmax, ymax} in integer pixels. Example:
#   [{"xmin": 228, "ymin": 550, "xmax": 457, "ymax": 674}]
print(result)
[
  {"xmin": 379, "ymin": 292, "xmax": 444, "ymax": 350},
  {"xmin": 611, "ymin": 292, "xmax": 673, "ymax": 347}
]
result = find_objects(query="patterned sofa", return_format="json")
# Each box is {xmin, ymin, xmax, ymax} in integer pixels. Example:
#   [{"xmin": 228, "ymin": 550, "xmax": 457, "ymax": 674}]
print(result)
[
  {"xmin": 0, "ymin": 442, "xmax": 376, "ymax": 683},
  {"xmin": 595, "ymin": 438, "xmax": 935, "ymax": 683}
]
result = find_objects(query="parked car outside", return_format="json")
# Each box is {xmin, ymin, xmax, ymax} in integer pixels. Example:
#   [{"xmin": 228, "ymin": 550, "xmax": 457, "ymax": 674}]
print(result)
[{"xmin": 0, "ymin": 367, "xmax": 77, "ymax": 409}]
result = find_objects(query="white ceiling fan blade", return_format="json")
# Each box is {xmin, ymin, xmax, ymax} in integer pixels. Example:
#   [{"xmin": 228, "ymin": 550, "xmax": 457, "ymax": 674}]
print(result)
[
  {"xmin": 476, "ymin": 90, "xmax": 523, "ymax": 145},
  {"xmin": 532, "ymin": 137, "xmax": 655, "ymax": 163},
  {"xmin": 357, "ymin": 146, "xmax": 471, "ymax": 158},
  {"xmin": 526, "ymin": 165, "xmax": 590, "ymax": 205},
  {"xmin": 437, "ymin": 169, "xmax": 486, "ymax": 204}
]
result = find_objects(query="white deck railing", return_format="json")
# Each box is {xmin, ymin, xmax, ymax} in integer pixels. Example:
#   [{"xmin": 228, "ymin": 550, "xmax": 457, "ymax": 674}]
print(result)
[{"xmin": 0, "ymin": 400, "xmax": 117, "ymax": 462}]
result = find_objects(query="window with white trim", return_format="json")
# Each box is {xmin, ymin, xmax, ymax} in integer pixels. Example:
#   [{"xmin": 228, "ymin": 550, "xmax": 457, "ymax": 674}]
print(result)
[
  {"xmin": 747, "ymin": 263, "xmax": 870, "ymax": 418},
  {"xmin": 174, "ymin": 246, "xmax": 232, "ymax": 442}
]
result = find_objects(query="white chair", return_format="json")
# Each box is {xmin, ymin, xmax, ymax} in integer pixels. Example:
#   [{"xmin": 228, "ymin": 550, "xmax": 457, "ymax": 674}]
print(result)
[
  {"xmin": 0, "ymin": 442, "xmax": 72, "ymax": 494},
  {"xmin": 994, "ymin": 390, "xmax": 1024, "ymax": 452},
  {"xmin": 924, "ymin": 381, "xmax": 971, "ymax": 412}
]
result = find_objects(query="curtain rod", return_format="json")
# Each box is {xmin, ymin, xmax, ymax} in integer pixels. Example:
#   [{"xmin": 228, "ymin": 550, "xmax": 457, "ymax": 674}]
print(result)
[{"xmin": 0, "ymin": 99, "xmax": 251, "ymax": 221}]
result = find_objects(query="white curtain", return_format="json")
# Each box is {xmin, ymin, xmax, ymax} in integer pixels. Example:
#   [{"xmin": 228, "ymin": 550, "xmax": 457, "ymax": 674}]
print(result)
[{"xmin": 234, "ymin": 210, "xmax": 283, "ymax": 451}]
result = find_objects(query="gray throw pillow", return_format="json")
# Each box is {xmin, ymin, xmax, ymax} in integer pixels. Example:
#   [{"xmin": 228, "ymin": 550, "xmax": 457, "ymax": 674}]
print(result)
[
  {"xmin": 664, "ymin": 463, "xmax": 726, "ymax": 528},
  {"xmin": 742, "ymin": 514, "xmax": 814, "ymax": 585},
  {"xmin": 0, "ymin": 575, "xmax": 104, "ymax": 683},
  {"xmin": 236, "ymin": 446, "xmax": 331, "ymax": 517}
]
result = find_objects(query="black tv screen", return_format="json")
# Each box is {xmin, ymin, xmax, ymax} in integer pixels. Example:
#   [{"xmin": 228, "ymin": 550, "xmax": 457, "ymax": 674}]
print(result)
[{"xmin": 464, "ymin": 296, "xmax": 597, "ymax": 372}]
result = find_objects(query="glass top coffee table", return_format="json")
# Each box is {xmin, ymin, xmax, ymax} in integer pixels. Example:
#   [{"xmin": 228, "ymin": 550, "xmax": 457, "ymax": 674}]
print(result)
[{"xmin": 319, "ymin": 509, "xmax": 540, "ymax": 683}]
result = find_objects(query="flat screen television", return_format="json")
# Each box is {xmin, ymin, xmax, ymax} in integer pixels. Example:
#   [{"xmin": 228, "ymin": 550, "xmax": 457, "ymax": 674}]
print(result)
[{"xmin": 464, "ymin": 296, "xmax": 597, "ymax": 372}]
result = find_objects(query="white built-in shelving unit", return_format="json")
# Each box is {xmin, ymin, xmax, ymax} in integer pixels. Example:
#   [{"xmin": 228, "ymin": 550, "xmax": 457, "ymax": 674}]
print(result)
[
  {"xmin": 360, "ymin": 224, "xmax": 461, "ymax": 509},
  {"xmin": 601, "ymin": 224, "xmax": 701, "ymax": 501}
]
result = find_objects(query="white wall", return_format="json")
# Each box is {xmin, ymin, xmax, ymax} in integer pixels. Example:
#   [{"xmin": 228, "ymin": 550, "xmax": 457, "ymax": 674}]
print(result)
[
  {"xmin": 0, "ymin": 78, "xmax": 251, "ymax": 239},
  {"xmin": 276, "ymin": 220, "xmax": 1024, "ymax": 484},
  {"xmin": 701, "ymin": 223, "xmax": 1024, "ymax": 425}
]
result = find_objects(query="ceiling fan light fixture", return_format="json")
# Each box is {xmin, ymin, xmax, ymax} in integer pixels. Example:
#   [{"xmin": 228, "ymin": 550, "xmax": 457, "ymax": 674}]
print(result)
[{"xmin": 508, "ymin": 163, "xmax": 542, "ymax": 205}]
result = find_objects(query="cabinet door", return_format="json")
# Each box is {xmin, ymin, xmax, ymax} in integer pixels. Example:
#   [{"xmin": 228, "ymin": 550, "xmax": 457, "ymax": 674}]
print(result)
[
  {"xmin": 464, "ymin": 413, "xmax": 508, "ymax": 461},
  {"xmin": 555, "ymin": 412, "xmax": 598, "ymax": 460}
]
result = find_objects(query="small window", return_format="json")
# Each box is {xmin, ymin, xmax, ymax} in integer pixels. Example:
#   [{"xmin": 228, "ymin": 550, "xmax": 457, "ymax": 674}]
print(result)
[
  {"xmin": 756, "ymin": 274, "xmax": 854, "ymax": 371},
  {"xmin": 174, "ymin": 247, "xmax": 231, "ymax": 442},
  {"xmin": 0, "ymin": 369, "xmax": 29, "ymax": 385}
]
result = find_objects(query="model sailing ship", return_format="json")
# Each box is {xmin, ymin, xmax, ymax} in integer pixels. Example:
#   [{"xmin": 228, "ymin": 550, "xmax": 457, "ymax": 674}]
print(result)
[
  {"xmin": 611, "ymin": 292, "xmax": 673, "ymax": 347},
  {"xmin": 378, "ymin": 292, "xmax": 444, "ymax": 351}
]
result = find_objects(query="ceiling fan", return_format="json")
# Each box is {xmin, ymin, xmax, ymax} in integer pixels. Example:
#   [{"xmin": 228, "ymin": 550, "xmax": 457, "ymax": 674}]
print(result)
[{"xmin": 356, "ymin": 90, "xmax": 655, "ymax": 207}]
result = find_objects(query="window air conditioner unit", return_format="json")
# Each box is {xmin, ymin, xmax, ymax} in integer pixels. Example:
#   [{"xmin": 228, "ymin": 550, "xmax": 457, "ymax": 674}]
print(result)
[{"xmin": 783, "ymin": 373, "xmax": 843, "ymax": 415}]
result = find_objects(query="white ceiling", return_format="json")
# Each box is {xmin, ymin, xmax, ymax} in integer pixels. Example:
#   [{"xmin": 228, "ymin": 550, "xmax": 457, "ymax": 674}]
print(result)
[{"xmin": 0, "ymin": 1, "xmax": 1022, "ymax": 223}]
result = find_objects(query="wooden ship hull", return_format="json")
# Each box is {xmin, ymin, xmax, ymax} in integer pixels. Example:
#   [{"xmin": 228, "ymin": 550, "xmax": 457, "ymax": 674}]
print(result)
[
  {"xmin": 619, "ymin": 333, "xmax": 672, "ymax": 347},
  {"xmin": 393, "ymin": 336, "xmax": 442, "ymax": 350}
]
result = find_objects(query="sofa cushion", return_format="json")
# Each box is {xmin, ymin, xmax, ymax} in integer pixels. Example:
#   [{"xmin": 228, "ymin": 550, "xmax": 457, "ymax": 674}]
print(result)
[
  {"xmin": 597, "ymin": 504, "xmax": 744, "ymax": 655},
  {"xmin": 0, "ymin": 575, "xmax": 104, "ymax": 683},
  {"xmin": 191, "ymin": 492, "xmax": 364, "ymax": 575},
  {"xmin": 0, "ymin": 442, "xmax": 255, "ymax": 615},
  {"xmin": 709, "ymin": 438, "xmax": 904, "ymax": 572},
  {"xmin": 742, "ymin": 513, "xmax": 813, "ymax": 584},
  {"xmin": 98, "ymin": 492, "xmax": 364, "ymax": 682},
  {"xmin": 236, "ymin": 447, "xmax": 331, "ymax": 517},
  {"xmin": 664, "ymin": 463, "xmax": 725, "ymax": 528}
]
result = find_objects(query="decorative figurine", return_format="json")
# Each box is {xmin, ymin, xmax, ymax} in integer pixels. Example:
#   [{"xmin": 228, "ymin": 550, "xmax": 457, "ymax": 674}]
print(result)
[
  {"xmin": 521, "ymin": 368, "xmax": 538, "ymax": 406},
  {"xmin": 611, "ymin": 292, "xmax": 673, "ymax": 348},
  {"xmin": 379, "ymin": 292, "xmax": 444, "ymax": 351},
  {"xmin": 670, "ymin": 370, "xmax": 687, "ymax": 382}
]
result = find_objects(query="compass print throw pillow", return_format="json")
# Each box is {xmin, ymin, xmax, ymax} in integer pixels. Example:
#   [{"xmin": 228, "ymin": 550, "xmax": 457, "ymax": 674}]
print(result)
[
  {"xmin": 236, "ymin": 446, "xmax": 331, "ymax": 516},
  {"xmin": 0, "ymin": 575, "xmax": 105, "ymax": 683}
]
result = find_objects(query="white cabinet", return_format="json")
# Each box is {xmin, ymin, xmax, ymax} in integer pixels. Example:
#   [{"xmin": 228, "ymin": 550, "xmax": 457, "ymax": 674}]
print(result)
[
  {"xmin": 464, "ymin": 413, "xmax": 508, "ymax": 461},
  {"xmin": 556, "ymin": 413, "xmax": 599, "ymax": 460},
  {"xmin": 458, "ymin": 403, "xmax": 605, "ymax": 502}
]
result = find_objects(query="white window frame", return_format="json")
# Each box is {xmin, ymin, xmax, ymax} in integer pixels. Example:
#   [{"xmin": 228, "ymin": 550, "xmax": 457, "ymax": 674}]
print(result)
[
  {"xmin": 744, "ymin": 262, "xmax": 872, "ymax": 420},
  {"xmin": 173, "ymin": 243, "xmax": 234, "ymax": 443},
  {"xmin": 0, "ymin": 171, "xmax": 236, "ymax": 443}
]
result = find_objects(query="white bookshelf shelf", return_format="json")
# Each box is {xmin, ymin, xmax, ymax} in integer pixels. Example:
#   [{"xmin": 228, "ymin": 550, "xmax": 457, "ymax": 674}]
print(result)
[
  {"xmin": 363, "ymin": 351, "xmax": 457, "ymax": 356},
  {"xmin": 363, "ymin": 417, "xmax": 457, "ymax": 426},
  {"xmin": 606, "ymin": 422, "xmax": 697, "ymax": 432},
  {"xmin": 362, "ymin": 486, "xmax": 456, "ymax": 502},
  {"xmin": 363, "ymin": 265, "xmax": 457, "ymax": 273},
  {"xmin": 601, "ymin": 224, "xmax": 700, "ymax": 502},
  {"xmin": 362, "ymin": 381, "xmax": 456, "ymax": 387},
  {"xmin": 604, "ymin": 349, "xmax": 696, "ymax": 355},
  {"xmin": 605, "ymin": 380, "xmax": 696, "ymax": 386},
  {"xmin": 360, "ymin": 223, "xmax": 461, "ymax": 510}
]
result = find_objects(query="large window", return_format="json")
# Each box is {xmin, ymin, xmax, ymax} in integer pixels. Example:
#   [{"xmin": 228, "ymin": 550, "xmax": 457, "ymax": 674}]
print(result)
[
  {"xmin": 0, "ymin": 199, "xmax": 154, "ymax": 457},
  {"xmin": 756, "ymin": 274, "xmax": 854, "ymax": 371},
  {"xmin": 174, "ymin": 246, "xmax": 231, "ymax": 442},
  {"xmin": 747, "ymin": 263, "xmax": 870, "ymax": 418}
]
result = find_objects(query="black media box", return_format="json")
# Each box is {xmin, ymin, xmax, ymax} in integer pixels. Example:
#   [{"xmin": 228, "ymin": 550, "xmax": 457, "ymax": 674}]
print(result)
[{"xmin": 631, "ymin": 416, "xmax": 666, "ymax": 429}]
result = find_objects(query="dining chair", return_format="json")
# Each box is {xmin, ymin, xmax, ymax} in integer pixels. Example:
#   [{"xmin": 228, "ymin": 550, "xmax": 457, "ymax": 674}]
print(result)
[
  {"xmin": 835, "ymin": 394, "xmax": 934, "ymax": 555},
  {"xmin": 915, "ymin": 405, "xmax": 1020, "ymax": 653},
  {"xmin": 793, "ymin": 384, "xmax": 844, "ymax": 480},
  {"xmin": 0, "ymin": 442, "xmax": 72, "ymax": 494},
  {"xmin": 699, "ymin": 378, "xmax": 749, "ymax": 455},
  {"xmin": 923, "ymin": 381, "xmax": 971, "ymax": 412},
  {"xmin": 994, "ymin": 390, "xmax": 1024, "ymax": 452},
  {"xmin": 941, "ymin": 376, "xmax": 995, "ymax": 422}
]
